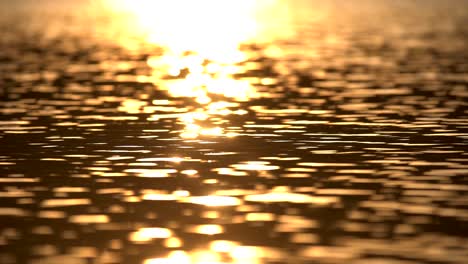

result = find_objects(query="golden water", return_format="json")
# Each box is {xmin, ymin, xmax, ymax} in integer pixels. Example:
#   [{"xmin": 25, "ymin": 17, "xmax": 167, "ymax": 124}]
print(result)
[{"xmin": 1, "ymin": 1, "xmax": 468, "ymax": 263}]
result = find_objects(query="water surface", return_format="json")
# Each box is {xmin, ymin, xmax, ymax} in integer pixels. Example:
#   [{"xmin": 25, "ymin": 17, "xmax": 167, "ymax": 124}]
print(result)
[{"xmin": 1, "ymin": 1, "xmax": 468, "ymax": 263}]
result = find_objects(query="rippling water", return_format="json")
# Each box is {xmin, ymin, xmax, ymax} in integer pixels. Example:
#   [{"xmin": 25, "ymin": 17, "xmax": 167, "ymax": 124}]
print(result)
[{"xmin": 1, "ymin": 0, "xmax": 468, "ymax": 263}]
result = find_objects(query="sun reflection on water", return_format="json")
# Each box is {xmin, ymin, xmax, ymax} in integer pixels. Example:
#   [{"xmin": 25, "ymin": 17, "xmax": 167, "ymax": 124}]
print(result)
[
  {"xmin": 108, "ymin": 0, "xmax": 282, "ymax": 58},
  {"xmin": 150, "ymin": 53, "xmax": 256, "ymax": 139},
  {"xmin": 99, "ymin": 1, "xmax": 295, "ymax": 262},
  {"xmin": 143, "ymin": 244, "xmax": 276, "ymax": 264},
  {"xmin": 108, "ymin": 0, "xmax": 290, "ymax": 139}
]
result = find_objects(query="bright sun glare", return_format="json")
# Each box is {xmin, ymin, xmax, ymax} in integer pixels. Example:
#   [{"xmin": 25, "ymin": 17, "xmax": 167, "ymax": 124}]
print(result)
[
  {"xmin": 107, "ymin": 0, "xmax": 282, "ymax": 61},
  {"xmin": 106, "ymin": 0, "xmax": 289, "ymax": 139}
]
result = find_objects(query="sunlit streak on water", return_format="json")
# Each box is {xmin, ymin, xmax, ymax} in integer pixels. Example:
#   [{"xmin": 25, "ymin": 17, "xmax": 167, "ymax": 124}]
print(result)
[
  {"xmin": 143, "ymin": 245, "xmax": 274, "ymax": 264},
  {"xmin": 147, "ymin": 53, "xmax": 256, "ymax": 139},
  {"xmin": 130, "ymin": 227, "xmax": 173, "ymax": 242},
  {"xmin": 106, "ymin": 0, "xmax": 290, "ymax": 139}
]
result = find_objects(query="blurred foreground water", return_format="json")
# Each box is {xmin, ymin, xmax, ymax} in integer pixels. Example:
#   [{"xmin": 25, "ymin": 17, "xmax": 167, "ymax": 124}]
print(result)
[{"xmin": 1, "ymin": 0, "xmax": 468, "ymax": 263}]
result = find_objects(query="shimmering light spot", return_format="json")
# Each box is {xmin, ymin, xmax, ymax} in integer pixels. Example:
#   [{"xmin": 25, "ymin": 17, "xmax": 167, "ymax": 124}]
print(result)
[
  {"xmin": 137, "ymin": 157, "xmax": 184, "ymax": 163},
  {"xmin": 203, "ymin": 179, "xmax": 219, "ymax": 184},
  {"xmin": 245, "ymin": 190, "xmax": 339, "ymax": 205},
  {"xmin": 129, "ymin": 227, "xmax": 172, "ymax": 242},
  {"xmin": 245, "ymin": 213, "xmax": 275, "ymax": 222},
  {"xmin": 231, "ymin": 246, "xmax": 265, "ymax": 261},
  {"xmin": 69, "ymin": 215, "xmax": 109, "ymax": 224},
  {"xmin": 232, "ymin": 161, "xmax": 280, "ymax": 171},
  {"xmin": 190, "ymin": 224, "xmax": 224, "ymax": 235},
  {"xmin": 144, "ymin": 251, "xmax": 191, "ymax": 264},
  {"xmin": 172, "ymin": 190, "xmax": 190, "ymax": 197},
  {"xmin": 297, "ymin": 162, "xmax": 355, "ymax": 167},
  {"xmin": 210, "ymin": 240, "xmax": 239, "ymax": 253},
  {"xmin": 37, "ymin": 211, "xmax": 66, "ymax": 219},
  {"xmin": 119, "ymin": 99, "xmax": 147, "ymax": 114},
  {"xmin": 41, "ymin": 199, "xmax": 90, "ymax": 208},
  {"xmin": 53, "ymin": 187, "xmax": 89, "ymax": 193},
  {"xmin": 183, "ymin": 196, "xmax": 242, "ymax": 207},
  {"xmin": 164, "ymin": 237, "xmax": 183, "ymax": 248},
  {"xmin": 214, "ymin": 189, "xmax": 259, "ymax": 196},
  {"xmin": 181, "ymin": 169, "xmax": 198, "ymax": 176},
  {"xmin": 0, "ymin": 208, "xmax": 30, "ymax": 217},
  {"xmin": 0, "ymin": 189, "xmax": 33, "ymax": 198},
  {"xmin": 290, "ymin": 233, "xmax": 319, "ymax": 244},
  {"xmin": 299, "ymin": 246, "xmax": 359, "ymax": 261},
  {"xmin": 0, "ymin": 178, "xmax": 38, "ymax": 183},
  {"xmin": 142, "ymin": 193, "xmax": 177, "ymax": 201},
  {"xmin": 124, "ymin": 169, "xmax": 177, "ymax": 177},
  {"xmin": 213, "ymin": 167, "xmax": 248, "ymax": 176}
]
